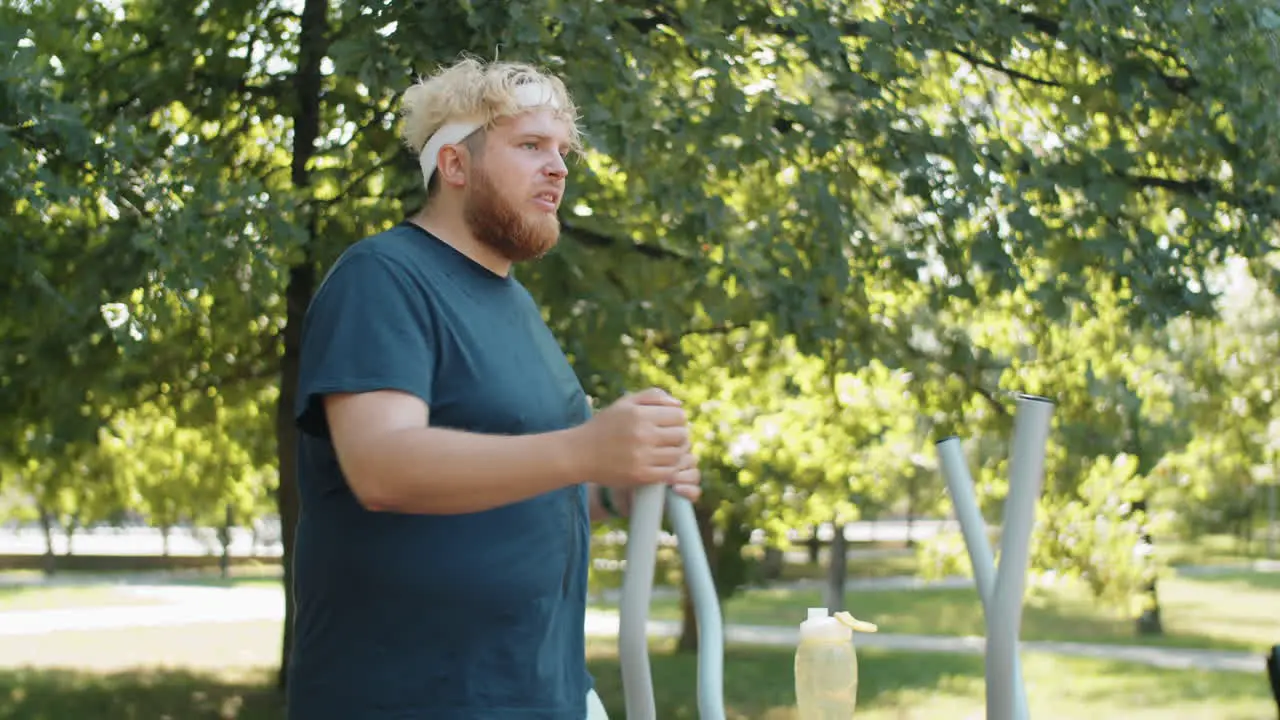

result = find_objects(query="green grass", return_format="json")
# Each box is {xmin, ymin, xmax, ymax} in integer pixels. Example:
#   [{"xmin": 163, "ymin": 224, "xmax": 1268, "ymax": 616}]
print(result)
[
  {"xmin": 0, "ymin": 639, "xmax": 1272, "ymax": 719},
  {"xmin": 12, "ymin": 561, "xmax": 1278, "ymax": 656},
  {"xmin": 0, "ymin": 667, "xmax": 282, "ymax": 720},
  {"xmin": 587, "ymin": 639, "xmax": 1276, "ymax": 719},
  {"xmin": 168, "ymin": 576, "xmax": 281, "ymax": 590},
  {"xmin": 593, "ymin": 571, "xmax": 1280, "ymax": 653},
  {"xmin": 776, "ymin": 551, "xmax": 922, "ymax": 582},
  {"xmin": 1157, "ymin": 534, "xmax": 1277, "ymax": 567},
  {"xmin": 0, "ymin": 585, "xmax": 163, "ymax": 612},
  {"xmin": 0, "ymin": 565, "xmax": 283, "ymax": 586},
  {"xmin": 0, "ymin": 572, "xmax": 283, "ymax": 611}
]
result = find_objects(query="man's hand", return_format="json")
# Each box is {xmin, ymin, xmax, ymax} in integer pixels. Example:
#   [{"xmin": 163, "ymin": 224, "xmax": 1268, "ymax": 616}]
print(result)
[
  {"xmin": 592, "ymin": 479, "xmax": 703, "ymax": 522},
  {"xmin": 575, "ymin": 388, "xmax": 700, "ymax": 497},
  {"xmin": 667, "ymin": 475, "xmax": 702, "ymax": 503}
]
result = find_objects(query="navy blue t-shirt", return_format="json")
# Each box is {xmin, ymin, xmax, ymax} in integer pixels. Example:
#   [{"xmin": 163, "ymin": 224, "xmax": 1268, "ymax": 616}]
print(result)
[{"xmin": 286, "ymin": 221, "xmax": 593, "ymax": 719}]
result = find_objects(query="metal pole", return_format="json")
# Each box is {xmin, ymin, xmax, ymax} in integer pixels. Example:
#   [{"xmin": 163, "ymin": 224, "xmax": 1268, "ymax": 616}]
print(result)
[
  {"xmin": 618, "ymin": 486, "xmax": 727, "ymax": 720},
  {"xmin": 935, "ymin": 393, "xmax": 1055, "ymax": 720},
  {"xmin": 619, "ymin": 484, "xmax": 665, "ymax": 720},
  {"xmin": 665, "ymin": 490, "xmax": 726, "ymax": 720},
  {"xmin": 936, "ymin": 437, "xmax": 1027, "ymax": 719},
  {"xmin": 987, "ymin": 395, "xmax": 1054, "ymax": 720}
]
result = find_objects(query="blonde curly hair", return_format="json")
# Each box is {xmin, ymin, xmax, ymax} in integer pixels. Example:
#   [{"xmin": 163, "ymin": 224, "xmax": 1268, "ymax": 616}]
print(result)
[{"xmin": 399, "ymin": 57, "xmax": 583, "ymax": 157}]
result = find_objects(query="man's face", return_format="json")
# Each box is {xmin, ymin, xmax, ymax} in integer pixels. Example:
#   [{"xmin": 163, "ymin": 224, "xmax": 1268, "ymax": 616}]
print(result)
[{"xmin": 462, "ymin": 109, "xmax": 572, "ymax": 263}]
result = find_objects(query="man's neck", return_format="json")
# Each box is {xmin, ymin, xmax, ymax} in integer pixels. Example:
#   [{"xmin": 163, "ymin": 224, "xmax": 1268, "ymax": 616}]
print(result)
[{"xmin": 408, "ymin": 205, "xmax": 512, "ymax": 277}]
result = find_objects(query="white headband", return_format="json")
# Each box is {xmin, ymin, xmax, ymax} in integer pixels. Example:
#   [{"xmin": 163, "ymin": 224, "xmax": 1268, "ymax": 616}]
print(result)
[{"xmin": 418, "ymin": 81, "xmax": 560, "ymax": 187}]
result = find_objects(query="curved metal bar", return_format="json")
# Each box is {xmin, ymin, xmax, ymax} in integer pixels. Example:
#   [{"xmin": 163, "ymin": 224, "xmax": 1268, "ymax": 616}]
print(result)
[
  {"xmin": 936, "ymin": 393, "xmax": 1054, "ymax": 720},
  {"xmin": 987, "ymin": 395, "xmax": 1053, "ymax": 720},
  {"xmin": 665, "ymin": 490, "xmax": 726, "ymax": 720},
  {"xmin": 618, "ymin": 484, "xmax": 665, "ymax": 720},
  {"xmin": 937, "ymin": 436, "xmax": 1028, "ymax": 719}
]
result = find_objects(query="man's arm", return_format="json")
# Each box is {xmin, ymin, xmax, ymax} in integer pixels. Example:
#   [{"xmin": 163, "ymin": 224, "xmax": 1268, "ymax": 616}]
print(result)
[
  {"xmin": 297, "ymin": 251, "xmax": 689, "ymax": 513},
  {"xmin": 327, "ymin": 390, "xmax": 591, "ymax": 515}
]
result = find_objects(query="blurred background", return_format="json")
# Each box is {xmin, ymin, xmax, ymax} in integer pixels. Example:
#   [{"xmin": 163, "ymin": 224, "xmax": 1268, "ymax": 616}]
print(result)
[{"xmin": 3, "ymin": 0, "xmax": 1280, "ymax": 718}]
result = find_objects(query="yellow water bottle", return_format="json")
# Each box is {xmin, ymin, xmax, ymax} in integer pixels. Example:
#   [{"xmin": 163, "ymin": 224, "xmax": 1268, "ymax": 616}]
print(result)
[{"xmin": 795, "ymin": 607, "xmax": 877, "ymax": 719}]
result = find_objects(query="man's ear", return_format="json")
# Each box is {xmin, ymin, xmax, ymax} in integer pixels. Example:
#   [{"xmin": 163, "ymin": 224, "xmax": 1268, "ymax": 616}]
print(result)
[{"xmin": 435, "ymin": 144, "xmax": 471, "ymax": 189}]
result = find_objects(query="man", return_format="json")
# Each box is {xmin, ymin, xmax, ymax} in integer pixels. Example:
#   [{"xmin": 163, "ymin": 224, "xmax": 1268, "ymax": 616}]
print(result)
[{"xmin": 285, "ymin": 58, "xmax": 701, "ymax": 720}]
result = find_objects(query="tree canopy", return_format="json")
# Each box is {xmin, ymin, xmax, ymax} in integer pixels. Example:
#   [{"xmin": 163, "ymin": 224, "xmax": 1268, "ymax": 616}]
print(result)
[{"xmin": 4, "ymin": 0, "xmax": 1279, "ymax": 673}]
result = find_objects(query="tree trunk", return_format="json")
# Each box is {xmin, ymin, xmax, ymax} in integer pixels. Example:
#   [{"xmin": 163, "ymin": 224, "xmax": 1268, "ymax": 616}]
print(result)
[
  {"xmin": 677, "ymin": 574, "xmax": 697, "ymax": 654},
  {"xmin": 62, "ymin": 516, "xmax": 78, "ymax": 556},
  {"xmin": 824, "ymin": 522, "xmax": 849, "ymax": 612},
  {"xmin": 1267, "ymin": 482, "xmax": 1276, "ymax": 559},
  {"xmin": 275, "ymin": 264, "xmax": 312, "ymax": 690},
  {"xmin": 761, "ymin": 546, "xmax": 783, "ymax": 581},
  {"xmin": 1125, "ymin": 399, "xmax": 1163, "ymax": 637},
  {"xmin": 38, "ymin": 508, "xmax": 55, "ymax": 576},
  {"xmin": 1131, "ymin": 498, "xmax": 1163, "ymax": 636},
  {"xmin": 276, "ymin": 0, "xmax": 327, "ymax": 692},
  {"xmin": 1134, "ymin": 531, "xmax": 1163, "ymax": 634},
  {"xmin": 806, "ymin": 525, "xmax": 821, "ymax": 565},
  {"xmin": 219, "ymin": 503, "xmax": 233, "ymax": 580},
  {"xmin": 905, "ymin": 476, "xmax": 918, "ymax": 548},
  {"xmin": 161, "ymin": 525, "xmax": 171, "ymax": 557},
  {"xmin": 1243, "ymin": 492, "xmax": 1258, "ymax": 554}
]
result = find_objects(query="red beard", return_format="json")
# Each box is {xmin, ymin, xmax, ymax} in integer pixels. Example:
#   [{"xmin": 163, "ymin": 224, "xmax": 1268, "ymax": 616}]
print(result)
[{"xmin": 463, "ymin": 166, "xmax": 560, "ymax": 263}]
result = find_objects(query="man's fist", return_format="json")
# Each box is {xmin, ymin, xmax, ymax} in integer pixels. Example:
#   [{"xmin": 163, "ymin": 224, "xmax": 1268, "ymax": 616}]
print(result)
[{"xmin": 576, "ymin": 388, "xmax": 700, "ymax": 494}]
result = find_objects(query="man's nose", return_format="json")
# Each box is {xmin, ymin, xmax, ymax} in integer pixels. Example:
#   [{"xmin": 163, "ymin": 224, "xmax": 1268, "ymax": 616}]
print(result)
[{"xmin": 544, "ymin": 153, "xmax": 568, "ymax": 178}]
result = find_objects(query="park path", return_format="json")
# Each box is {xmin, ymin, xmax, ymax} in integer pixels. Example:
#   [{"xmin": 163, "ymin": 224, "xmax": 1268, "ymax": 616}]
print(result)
[
  {"xmin": 0, "ymin": 565, "xmax": 985, "ymax": 594},
  {"xmin": 6, "ymin": 556, "xmax": 1276, "ymax": 593},
  {"xmin": 0, "ymin": 582, "xmax": 1266, "ymax": 674}
]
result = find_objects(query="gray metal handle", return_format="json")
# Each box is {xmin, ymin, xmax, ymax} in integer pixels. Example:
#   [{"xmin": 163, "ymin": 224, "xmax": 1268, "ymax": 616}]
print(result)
[
  {"xmin": 937, "ymin": 393, "xmax": 1054, "ymax": 720},
  {"xmin": 618, "ymin": 484, "xmax": 726, "ymax": 719}
]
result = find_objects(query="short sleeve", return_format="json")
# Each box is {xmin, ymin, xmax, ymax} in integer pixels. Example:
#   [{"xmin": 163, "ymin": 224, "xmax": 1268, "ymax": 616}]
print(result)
[{"xmin": 294, "ymin": 248, "xmax": 437, "ymax": 437}]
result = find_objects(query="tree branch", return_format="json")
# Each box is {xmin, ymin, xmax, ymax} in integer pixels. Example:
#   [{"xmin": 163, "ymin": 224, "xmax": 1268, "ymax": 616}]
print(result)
[
  {"xmin": 313, "ymin": 97, "xmax": 397, "ymax": 160},
  {"xmin": 1124, "ymin": 172, "xmax": 1213, "ymax": 195},
  {"xmin": 1119, "ymin": 171, "xmax": 1263, "ymax": 217},
  {"xmin": 623, "ymin": 5, "xmax": 1195, "ymax": 101},
  {"xmin": 949, "ymin": 48, "xmax": 1060, "ymax": 88},
  {"xmin": 559, "ymin": 219, "xmax": 692, "ymax": 262},
  {"xmin": 315, "ymin": 145, "xmax": 403, "ymax": 210},
  {"xmin": 1016, "ymin": 10, "xmax": 1197, "ymax": 95}
]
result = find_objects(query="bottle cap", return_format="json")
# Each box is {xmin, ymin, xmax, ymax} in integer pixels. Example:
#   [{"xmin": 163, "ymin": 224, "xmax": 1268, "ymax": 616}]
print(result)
[
  {"xmin": 834, "ymin": 610, "xmax": 879, "ymax": 633},
  {"xmin": 807, "ymin": 607, "xmax": 828, "ymax": 621}
]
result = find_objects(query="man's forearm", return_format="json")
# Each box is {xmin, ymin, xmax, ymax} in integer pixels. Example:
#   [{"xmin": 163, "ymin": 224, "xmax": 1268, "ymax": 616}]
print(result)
[{"xmin": 347, "ymin": 425, "xmax": 590, "ymax": 515}]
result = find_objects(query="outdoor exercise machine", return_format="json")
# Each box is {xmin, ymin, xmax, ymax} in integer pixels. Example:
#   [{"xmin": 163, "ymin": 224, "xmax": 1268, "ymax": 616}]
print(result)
[
  {"xmin": 614, "ymin": 392, "xmax": 1053, "ymax": 720},
  {"xmin": 618, "ymin": 485, "xmax": 727, "ymax": 720},
  {"xmin": 936, "ymin": 393, "xmax": 1055, "ymax": 720}
]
